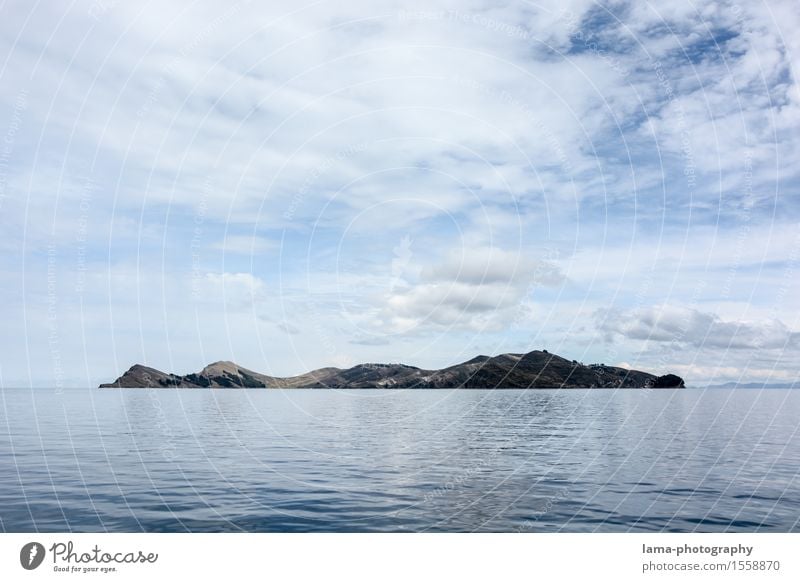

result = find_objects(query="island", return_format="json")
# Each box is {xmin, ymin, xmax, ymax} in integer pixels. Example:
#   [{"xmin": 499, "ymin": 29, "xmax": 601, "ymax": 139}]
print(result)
[{"xmin": 100, "ymin": 350, "xmax": 685, "ymax": 389}]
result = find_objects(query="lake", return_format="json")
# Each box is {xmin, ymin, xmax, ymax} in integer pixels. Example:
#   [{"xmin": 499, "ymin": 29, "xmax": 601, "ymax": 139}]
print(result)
[{"xmin": 1, "ymin": 387, "xmax": 798, "ymax": 532}]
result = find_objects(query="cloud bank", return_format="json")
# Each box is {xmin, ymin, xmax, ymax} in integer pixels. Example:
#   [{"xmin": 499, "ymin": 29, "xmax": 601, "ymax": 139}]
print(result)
[{"xmin": 0, "ymin": 0, "xmax": 798, "ymax": 386}]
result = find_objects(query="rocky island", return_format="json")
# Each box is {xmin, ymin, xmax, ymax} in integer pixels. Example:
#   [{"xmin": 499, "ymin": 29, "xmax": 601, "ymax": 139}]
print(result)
[{"xmin": 100, "ymin": 350, "xmax": 685, "ymax": 389}]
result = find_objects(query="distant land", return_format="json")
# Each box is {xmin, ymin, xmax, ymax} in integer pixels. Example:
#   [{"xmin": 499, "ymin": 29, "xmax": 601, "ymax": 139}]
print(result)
[
  {"xmin": 700, "ymin": 381, "xmax": 798, "ymax": 390},
  {"xmin": 100, "ymin": 350, "xmax": 685, "ymax": 389}
]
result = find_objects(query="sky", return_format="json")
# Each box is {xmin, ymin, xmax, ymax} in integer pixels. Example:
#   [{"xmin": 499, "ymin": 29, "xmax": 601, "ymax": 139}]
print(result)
[{"xmin": 0, "ymin": 0, "xmax": 798, "ymax": 387}]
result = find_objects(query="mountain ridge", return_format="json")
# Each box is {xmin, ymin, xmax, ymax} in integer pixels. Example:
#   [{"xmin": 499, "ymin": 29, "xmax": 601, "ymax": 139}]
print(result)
[{"xmin": 99, "ymin": 350, "xmax": 685, "ymax": 389}]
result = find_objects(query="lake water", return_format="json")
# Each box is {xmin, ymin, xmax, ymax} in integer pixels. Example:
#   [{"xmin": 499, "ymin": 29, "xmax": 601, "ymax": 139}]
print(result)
[{"xmin": 1, "ymin": 387, "xmax": 798, "ymax": 532}]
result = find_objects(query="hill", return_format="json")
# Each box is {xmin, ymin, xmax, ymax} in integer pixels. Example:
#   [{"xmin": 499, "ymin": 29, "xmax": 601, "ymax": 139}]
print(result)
[{"xmin": 99, "ymin": 350, "xmax": 685, "ymax": 389}]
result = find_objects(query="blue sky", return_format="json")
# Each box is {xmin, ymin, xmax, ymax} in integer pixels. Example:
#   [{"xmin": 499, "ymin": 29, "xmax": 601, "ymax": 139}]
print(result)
[{"xmin": 0, "ymin": 0, "xmax": 798, "ymax": 387}]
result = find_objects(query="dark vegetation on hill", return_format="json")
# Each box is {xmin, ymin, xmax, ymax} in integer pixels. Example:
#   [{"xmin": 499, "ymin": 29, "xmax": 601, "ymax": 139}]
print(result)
[{"xmin": 100, "ymin": 350, "xmax": 685, "ymax": 389}]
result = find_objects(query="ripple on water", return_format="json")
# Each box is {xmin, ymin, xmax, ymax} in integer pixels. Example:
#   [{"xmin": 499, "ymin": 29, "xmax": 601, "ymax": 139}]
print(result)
[{"xmin": 1, "ymin": 388, "xmax": 798, "ymax": 532}]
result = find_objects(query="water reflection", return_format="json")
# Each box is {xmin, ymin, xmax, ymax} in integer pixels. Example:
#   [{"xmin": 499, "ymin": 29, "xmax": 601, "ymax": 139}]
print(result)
[{"xmin": 1, "ymin": 387, "xmax": 798, "ymax": 532}]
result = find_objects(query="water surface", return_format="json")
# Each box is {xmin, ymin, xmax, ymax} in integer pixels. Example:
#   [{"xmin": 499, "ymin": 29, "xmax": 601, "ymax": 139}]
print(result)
[{"xmin": 1, "ymin": 387, "xmax": 798, "ymax": 532}]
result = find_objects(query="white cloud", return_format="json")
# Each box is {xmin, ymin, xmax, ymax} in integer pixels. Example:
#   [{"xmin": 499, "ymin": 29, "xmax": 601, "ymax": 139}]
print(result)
[
  {"xmin": 201, "ymin": 272, "xmax": 269, "ymax": 309},
  {"xmin": 598, "ymin": 305, "xmax": 800, "ymax": 351},
  {"xmin": 211, "ymin": 235, "xmax": 279, "ymax": 254},
  {"xmin": 377, "ymin": 246, "xmax": 563, "ymax": 332},
  {"xmin": 1, "ymin": 0, "xmax": 798, "ymax": 385}
]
